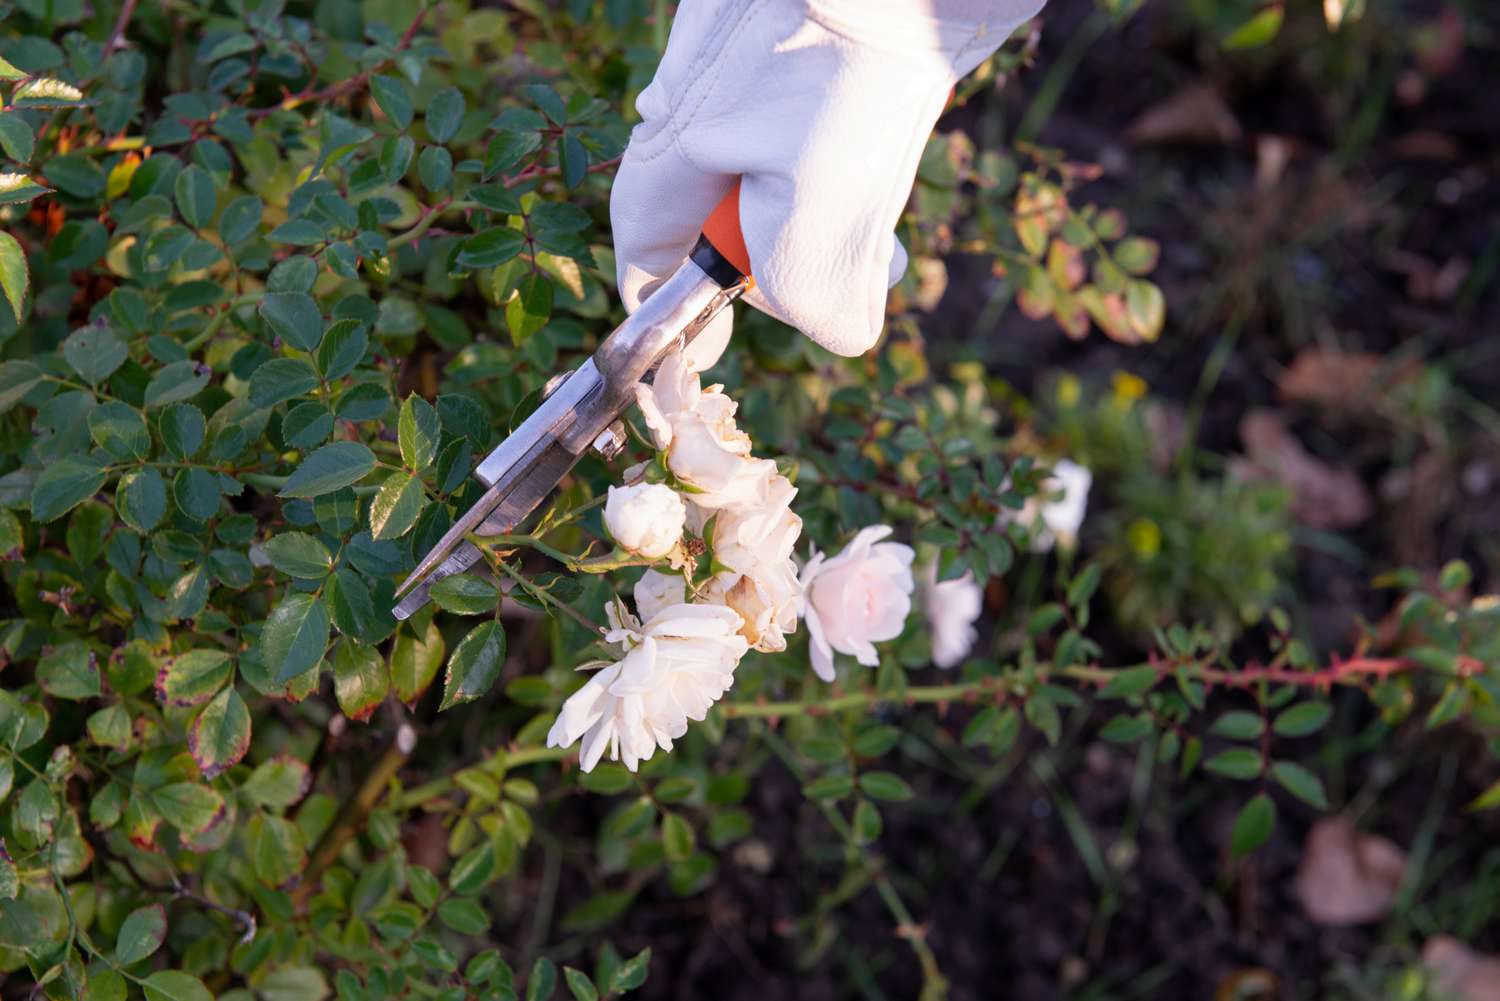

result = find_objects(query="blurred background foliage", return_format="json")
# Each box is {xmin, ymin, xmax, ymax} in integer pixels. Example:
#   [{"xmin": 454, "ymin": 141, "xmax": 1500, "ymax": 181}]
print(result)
[{"xmin": 0, "ymin": 0, "xmax": 1496, "ymax": 999}]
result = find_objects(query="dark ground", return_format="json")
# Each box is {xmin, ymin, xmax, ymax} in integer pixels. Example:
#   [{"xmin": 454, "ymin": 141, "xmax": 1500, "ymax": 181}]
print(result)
[{"xmin": 600, "ymin": 1, "xmax": 1500, "ymax": 998}]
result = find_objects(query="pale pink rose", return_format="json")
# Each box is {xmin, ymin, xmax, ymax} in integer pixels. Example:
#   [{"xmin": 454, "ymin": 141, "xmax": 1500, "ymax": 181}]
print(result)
[
  {"xmin": 634, "ymin": 351, "xmax": 771, "ymax": 509},
  {"xmin": 922, "ymin": 564, "xmax": 982, "ymax": 669},
  {"xmin": 799, "ymin": 525, "xmax": 915, "ymax": 682}
]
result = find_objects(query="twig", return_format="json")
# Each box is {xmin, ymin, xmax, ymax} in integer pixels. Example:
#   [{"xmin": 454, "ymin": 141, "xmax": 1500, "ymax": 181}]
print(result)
[
  {"xmin": 291, "ymin": 722, "xmax": 416, "ymax": 908},
  {"xmin": 247, "ymin": 6, "xmax": 432, "ymax": 119},
  {"xmin": 105, "ymin": 0, "xmax": 139, "ymax": 54}
]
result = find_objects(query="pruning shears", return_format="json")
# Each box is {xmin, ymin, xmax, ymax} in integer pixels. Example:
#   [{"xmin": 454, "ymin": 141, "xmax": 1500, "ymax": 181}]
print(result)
[{"xmin": 391, "ymin": 182, "xmax": 753, "ymax": 620}]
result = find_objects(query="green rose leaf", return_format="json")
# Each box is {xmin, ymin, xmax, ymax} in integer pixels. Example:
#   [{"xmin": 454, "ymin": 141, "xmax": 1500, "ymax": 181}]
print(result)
[
  {"xmin": 155, "ymin": 650, "xmax": 232, "ymax": 708},
  {"xmin": 0, "ymin": 232, "xmax": 27, "ymax": 323},
  {"xmin": 457, "ymin": 226, "xmax": 524, "ymax": 270},
  {"xmin": 259, "ymin": 591, "xmax": 330, "ymax": 683},
  {"xmin": 258, "ymin": 292, "xmax": 323, "ymax": 352},
  {"xmin": 115, "ymin": 904, "xmax": 168, "ymax": 965},
  {"xmin": 174, "ymin": 165, "xmax": 217, "ymax": 229},
  {"xmin": 431, "ymin": 574, "xmax": 500, "ymax": 615},
  {"xmin": 159, "ymin": 403, "xmax": 207, "ymax": 460},
  {"xmin": 142, "ymin": 970, "xmax": 214, "ymax": 1001},
  {"xmin": 398, "ymin": 393, "xmax": 441, "ymax": 470},
  {"xmin": 37, "ymin": 641, "xmax": 101, "ymax": 700},
  {"xmin": 369, "ymin": 471, "xmax": 425, "ymax": 540},
  {"xmin": 440, "ymin": 621, "xmax": 506, "ymax": 710},
  {"xmin": 425, "ymin": 86, "xmax": 465, "ymax": 143},
  {"xmin": 88, "ymin": 402, "xmax": 151, "ymax": 461},
  {"xmin": 333, "ymin": 640, "xmax": 389, "ymax": 722},
  {"xmin": 371, "ymin": 74, "xmax": 413, "ymax": 129},
  {"xmin": 241, "ymin": 756, "xmax": 311, "ymax": 810},
  {"xmin": 392, "ymin": 620, "xmax": 445, "ymax": 705},
  {"xmin": 62, "ymin": 323, "xmax": 127, "ymax": 384},
  {"xmin": 249, "ymin": 357, "xmax": 319, "ymax": 409},
  {"xmin": 31, "ymin": 456, "xmax": 107, "ymax": 522},
  {"xmin": 117, "ymin": 468, "xmax": 168, "ymax": 532},
  {"xmin": 1230, "ymin": 792, "xmax": 1276, "ymax": 858},
  {"xmin": 0, "ymin": 360, "xmax": 42, "ymax": 412},
  {"xmin": 261, "ymin": 532, "xmax": 334, "ymax": 579},
  {"xmin": 151, "ymin": 783, "xmax": 225, "ymax": 836},
  {"xmin": 144, "ymin": 360, "xmax": 210, "ymax": 408},
  {"xmin": 280, "ymin": 441, "xmax": 376, "ymax": 498}
]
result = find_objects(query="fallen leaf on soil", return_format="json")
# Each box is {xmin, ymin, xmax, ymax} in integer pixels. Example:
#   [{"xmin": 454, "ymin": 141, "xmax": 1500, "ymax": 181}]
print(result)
[
  {"xmin": 1294, "ymin": 816, "xmax": 1406, "ymax": 926},
  {"xmin": 1386, "ymin": 249, "xmax": 1470, "ymax": 302},
  {"xmin": 1277, "ymin": 348, "xmax": 1383, "ymax": 409},
  {"xmin": 1213, "ymin": 968, "xmax": 1279, "ymax": 1001},
  {"xmin": 1422, "ymin": 937, "xmax": 1500, "ymax": 1001},
  {"xmin": 1231, "ymin": 411, "xmax": 1374, "ymax": 529},
  {"xmin": 1126, "ymin": 82, "xmax": 1242, "ymax": 146}
]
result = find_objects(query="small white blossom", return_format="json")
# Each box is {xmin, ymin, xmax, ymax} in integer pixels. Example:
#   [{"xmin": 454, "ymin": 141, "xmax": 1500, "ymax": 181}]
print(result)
[
  {"xmin": 546, "ymin": 574, "xmax": 748, "ymax": 772},
  {"xmin": 603, "ymin": 482, "xmax": 685, "ymax": 560},
  {"xmin": 15, "ymin": 78, "xmax": 83, "ymax": 102},
  {"xmin": 1007, "ymin": 459, "xmax": 1093, "ymax": 552},
  {"xmin": 799, "ymin": 525, "xmax": 915, "ymax": 682},
  {"xmin": 702, "ymin": 473, "xmax": 803, "ymax": 652},
  {"xmin": 922, "ymin": 564, "xmax": 982, "ymax": 669}
]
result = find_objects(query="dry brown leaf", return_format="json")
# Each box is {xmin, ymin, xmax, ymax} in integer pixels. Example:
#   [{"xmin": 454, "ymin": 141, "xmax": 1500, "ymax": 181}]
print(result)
[
  {"xmin": 1277, "ymin": 348, "xmax": 1383, "ymax": 409},
  {"xmin": 1126, "ymin": 82, "xmax": 1242, "ymax": 146},
  {"xmin": 1423, "ymin": 937, "xmax": 1500, "ymax": 1001},
  {"xmin": 1233, "ymin": 410, "xmax": 1374, "ymax": 529},
  {"xmin": 1294, "ymin": 816, "xmax": 1406, "ymax": 926}
]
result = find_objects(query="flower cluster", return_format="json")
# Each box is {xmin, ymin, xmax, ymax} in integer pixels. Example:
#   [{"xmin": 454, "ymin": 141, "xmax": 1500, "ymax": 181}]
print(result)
[
  {"xmin": 548, "ymin": 350, "xmax": 1092, "ymax": 771},
  {"xmin": 549, "ymin": 350, "xmax": 803, "ymax": 771}
]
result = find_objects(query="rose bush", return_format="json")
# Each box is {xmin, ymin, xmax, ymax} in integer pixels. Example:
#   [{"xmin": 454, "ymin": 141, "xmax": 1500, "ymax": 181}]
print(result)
[{"xmin": 0, "ymin": 3, "xmax": 1494, "ymax": 1000}]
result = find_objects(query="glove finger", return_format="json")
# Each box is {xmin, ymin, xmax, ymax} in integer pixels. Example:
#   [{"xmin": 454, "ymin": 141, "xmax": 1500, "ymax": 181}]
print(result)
[
  {"xmin": 610, "ymin": 141, "xmax": 734, "ymax": 313},
  {"xmin": 888, "ymin": 236, "xmax": 908, "ymax": 290}
]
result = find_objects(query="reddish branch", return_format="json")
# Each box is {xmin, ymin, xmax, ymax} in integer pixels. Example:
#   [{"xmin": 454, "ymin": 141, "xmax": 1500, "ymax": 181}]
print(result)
[
  {"xmin": 1128, "ymin": 650, "xmax": 1481, "ymax": 693},
  {"xmin": 105, "ymin": 0, "xmax": 139, "ymax": 54},
  {"xmin": 248, "ymin": 6, "xmax": 432, "ymax": 119}
]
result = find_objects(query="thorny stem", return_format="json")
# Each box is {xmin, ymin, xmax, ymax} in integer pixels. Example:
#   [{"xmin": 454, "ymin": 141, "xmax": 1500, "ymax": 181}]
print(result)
[
  {"xmin": 718, "ymin": 654, "xmax": 1435, "ymax": 719},
  {"xmin": 759, "ymin": 727, "xmax": 950, "ymax": 1001}
]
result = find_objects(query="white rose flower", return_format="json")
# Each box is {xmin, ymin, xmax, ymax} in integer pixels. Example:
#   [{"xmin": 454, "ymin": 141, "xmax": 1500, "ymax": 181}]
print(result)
[
  {"xmin": 546, "ymin": 575, "xmax": 748, "ymax": 772},
  {"xmin": 922, "ymin": 564, "xmax": 982, "ymax": 669},
  {"xmin": 604, "ymin": 482, "xmax": 685, "ymax": 559},
  {"xmin": 703, "ymin": 473, "xmax": 804, "ymax": 652},
  {"xmin": 1005, "ymin": 459, "xmax": 1093, "ymax": 552},
  {"xmin": 799, "ymin": 525, "xmax": 915, "ymax": 682},
  {"xmin": 635, "ymin": 351, "xmax": 773, "ymax": 509}
]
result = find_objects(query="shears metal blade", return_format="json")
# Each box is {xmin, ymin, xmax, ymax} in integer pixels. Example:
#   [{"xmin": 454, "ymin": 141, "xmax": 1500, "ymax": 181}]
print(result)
[{"xmin": 392, "ymin": 198, "xmax": 753, "ymax": 620}]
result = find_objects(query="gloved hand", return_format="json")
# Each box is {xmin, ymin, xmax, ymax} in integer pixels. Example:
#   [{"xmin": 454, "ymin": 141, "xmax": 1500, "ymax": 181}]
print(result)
[{"xmin": 610, "ymin": 0, "xmax": 1044, "ymax": 368}]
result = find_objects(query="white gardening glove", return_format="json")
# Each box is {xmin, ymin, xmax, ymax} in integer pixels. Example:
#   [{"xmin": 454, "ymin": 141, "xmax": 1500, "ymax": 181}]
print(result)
[{"xmin": 610, "ymin": 0, "xmax": 1045, "ymax": 368}]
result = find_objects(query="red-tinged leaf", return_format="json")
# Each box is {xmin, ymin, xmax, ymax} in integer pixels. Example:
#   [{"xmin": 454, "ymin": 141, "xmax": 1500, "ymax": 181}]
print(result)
[
  {"xmin": 188, "ymin": 685, "xmax": 251, "ymax": 780},
  {"xmin": 333, "ymin": 640, "xmax": 389, "ymax": 722}
]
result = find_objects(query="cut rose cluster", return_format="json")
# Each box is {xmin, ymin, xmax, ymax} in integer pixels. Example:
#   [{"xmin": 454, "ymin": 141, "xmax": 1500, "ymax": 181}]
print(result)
[
  {"xmin": 546, "ymin": 353, "xmax": 1082, "ymax": 772},
  {"xmin": 549, "ymin": 350, "xmax": 804, "ymax": 771}
]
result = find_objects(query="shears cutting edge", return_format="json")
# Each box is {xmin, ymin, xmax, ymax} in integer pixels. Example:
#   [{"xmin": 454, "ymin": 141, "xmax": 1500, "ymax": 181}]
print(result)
[{"xmin": 391, "ymin": 183, "xmax": 753, "ymax": 620}]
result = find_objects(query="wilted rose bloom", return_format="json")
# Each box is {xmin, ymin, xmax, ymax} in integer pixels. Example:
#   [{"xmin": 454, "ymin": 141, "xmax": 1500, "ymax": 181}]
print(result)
[
  {"xmin": 799, "ymin": 525, "xmax": 915, "ymax": 682},
  {"xmin": 703, "ymin": 474, "xmax": 804, "ymax": 652},
  {"xmin": 1009, "ymin": 459, "xmax": 1092, "ymax": 552},
  {"xmin": 546, "ymin": 574, "xmax": 748, "ymax": 772},
  {"xmin": 635, "ymin": 350, "xmax": 773, "ymax": 509},
  {"xmin": 922, "ymin": 564, "xmax": 982, "ymax": 669},
  {"xmin": 603, "ymin": 482, "xmax": 685, "ymax": 559}
]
